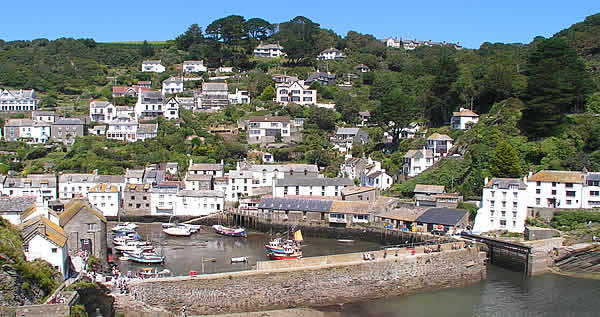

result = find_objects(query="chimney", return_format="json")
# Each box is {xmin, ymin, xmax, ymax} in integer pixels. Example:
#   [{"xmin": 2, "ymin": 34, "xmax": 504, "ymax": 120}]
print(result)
[
  {"xmin": 528, "ymin": 170, "xmax": 533, "ymax": 178},
  {"xmin": 189, "ymin": 159, "xmax": 193, "ymax": 168},
  {"xmin": 220, "ymin": 159, "xmax": 224, "ymax": 166},
  {"xmin": 523, "ymin": 175, "xmax": 528, "ymax": 184},
  {"xmin": 93, "ymin": 169, "xmax": 98, "ymax": 176},
  {"xmin": 38, "ymin": 222, "xmax": 46, "ymax": 236},
  {"xmin": 484, "ymin": 177, "xmax": 488, "ymax": 186}
]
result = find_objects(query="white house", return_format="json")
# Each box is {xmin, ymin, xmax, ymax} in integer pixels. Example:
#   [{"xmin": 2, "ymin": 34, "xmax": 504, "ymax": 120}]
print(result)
[
  {"xmin": 3, "ymin": 119, "xmax": 50, "ymax": 144},
  {"xmin": 273, "ymin": 176, "xmax": 354, "ymax": 198},
  {"xmin": 135, "ymin": 90, "xmax": 164, "ymax": 120},
  {"xmin": 106, "ymin": 116, "xmax": 138, "ymax": 142},
  {"xmin": 275, "ymin": 81, "xmax": 317, "ymax": 105},
  {"xmin": 150, "ymin": 183, "xmax": 179, "ymax": 216},
  {"xmin": 125, "ymin": 169, "xmax": 145, "ymax": 185},
  {"xmin": 473, "ymin": 178, "xmax": 528, "ymax": 233},
  {"xmin": 226, "ymin": 170, "xmax": 254, "ymax": 201},
  {"xmin": 451, "ymin": 108, "xmax": 479, "ymax": 130},
  {"xmin": 1, "ymin": 174, "xmax": 58, "ymax": 201},
  {"xmin": 340, "ymin": 157, "xmax": 369, "ymax": 180},
  {"xmin": 88, "ymin": 184, "xmax": 120, "ymax": 217},
  {"xmin": 403, "ymin": 148, "xmax": 434, "ymax": 177},
  {"xmin": 583, "ymin": 172, "xmax": 600, "ymax": 208},
  {"xmin": 183, "ymin": 60, "xmax": 207, "ymax": 73},
  {"xmin": 200, "ymin": 82, "xmax": 229, "ymax": 110},
  {"xmin": 163, "ymin": 97, "xmax": 181, "ymax": 120},
  {"xmin": 526, "ymin": 170, "xmax": 585, "ymax": 209},
  {"xmin": 317, "ymin": 48, "xmax": 345, "ymax": 60},
  {"xmin": 426, "ymin": 133, "xmax": 454, "ymax": 158},
  {"xmin": 20, "ymin": 215, "xmax": 69, "ymax": 279},
  {"xmin": 0, "ymin": 89, "xmax": 38, "ymax": 112},
  {"xmin": 359, "ymin": 158, "xmax": 393, "ymax": 190},
  {"xmin": 32, "ymin": 111, "xmax": 57, "ymax": 123},
  {"xmin": 89, "ymin": 101, "xmax": 117, "ymax": 123},
  {"xmin": 400, "ymin": 122, "xmax": 426, "ymax": 139},
  {"xmin": 137, "ymin": 123, "xmax": 158, "ymax": 141},
  {"xmin": 161, "ymin": 77, "xmax": 184, "ymax": 95},
  {"xmin": 187, "ymin": 161, "xmax": 224, "ymax": 177},
  {"xmin": 141, "ymin": 60, "xmax": 165, "ymax": 73},
  {"xmin": 175, "ymin": 190, "xmax": 224, "ymax": 216},
  {"xmin": 166, "ymin": 162, "xmax": 179, "ymax": 175},
  {"xmin": 330, "ymin": 127, "xmax": 369, "ymax": 153},
  {"xmin": 0, "ymin": 196, "xmax": 36, "ymax": 225},
  {"xmin": 248, "ymin": 116, "xmax": 293, "ymax": 143},
  {"xmin": 59, "ymin": 173, "xmax": 99, "ymax": 199},
  {"xmin": 228, "ymin": 89, "xmax": 251, "ymax": 104},
  {"xmin": 253, "ymin": 42, "xmax": 286, "ymax": 58},
  {"xmin": 385, "ymin": 37, "xmax": 401, "ymax": 48},
  {"xmin": 233, "ymin": 162, "xmax": 319, "ymax": 190},
  {"xmin": 217, "ymin": 66, "xmax": 233, "ymax": 73}
]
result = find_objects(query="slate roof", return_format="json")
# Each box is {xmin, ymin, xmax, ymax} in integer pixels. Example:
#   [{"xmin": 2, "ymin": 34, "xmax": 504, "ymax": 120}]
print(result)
[
  {"xmin": 54, "ymin": 118, "xmax": 85, "ymax": 125},
  {"xmin": 485, "ymin": 178, "xmax": 527, "ymax": 189},
  {"xmin": 185, "ymin": 174, "xmax": 213, "ymax": 181},
  {"xmin": 20, "ymin": 215, "xmax": 67, "ymax": 247},
  {"xmin": 60, "ymin": 198, "xmax": 107, "ymax": 226},
  {"xmin": 404, "ymin": 149, "xmax": 433, "ymax": 159},
  {"xmin": 376, "ymin": 207, "xmax": 426, "ymax": 222},
  {"xmin": 189, "ymin": 163, "xmax": 223, "ymax": 171},
  {"xmin": 143, "ymin": 60, "xmax": 162, "ymax": 64},
  {"xmin": 336, "ymin": 127, "xmax": 361, "ymax": 135},
  {"xmin": 248, "ymin": 164, "xmax": 318, "ymax": 174},
  {"xmin": 528, "ymin": 170, "xmax": 584, "ymax": 184},
  {"xmin": 163, "ymin": 77, "xmax": 183, "ymax": 84},
  {"xmin": 341, "ymin": 187, "xmax": 377, "ymax": 195},
  {"xmin": 4, "ymin": 174, "xmax": 57, "ymax": 188},
  {"xmin": 138, "ymin": 123, "xmax": 158, "ymax": 134},
  {"xmin": 329, "ymin": 201, "xmax": 371, "ymax": 214},
  {"xmin": 202, "ymin": 82, "xmax": 228, "ymax": 91},
  {"xmin": 258, "ymin": 197, "xmax": 333, "ymax": 212},
  {"xmin": 59, "ymin": 173, "xmax": 96, "ymax": 183},
  {"xmin": 587, "ymin": 173, "xmax": 600, "ymax": 181},
  {"xmin": 90, "ymin": 101, "xmax": 113, "ymax": 108},
  {"xmin": 255, "ymin": 43, "xmax": 284, "ymax": 50},
  {"xmin": 275, "ymin": 176, "xmax": 354, "ymax": 187},
  {"xmin": 125, "ymin": 169, "xmax": 145, "ymax": 179},
  {"xmin": 0, "ymin": 197, "xmax": 36, "ymax": 212},
  {"xmin": 248, "ymin": 115, "xmax": 290, "ymax": 123},
  {"xmin": 414, "ymin": 184, "xmax": 445, "ymax": 194},
  {"xmin": 416, "ymin": 208, "xmax": 468, "ymax": 226},
  {"xmin": 4, "ymin": 119, "xmax": 50, "ymax": 127},
  {"xmin": 452, "ymin": 109, "xmax": 479, "ymax": 117},
  {"xmin": 320, "ymin": 48, "xmax": 343, "ymax": 54},
  {"xmin": 183, "ymin": 60, "xmax": 204, "ymax": 65},
  {"xmin": 32, "ymin": 111, "xmax": 56, "ymax": 116},
  {"xmin": 176, "ymin": 190, "xmax": 224, "ymax": 198}
]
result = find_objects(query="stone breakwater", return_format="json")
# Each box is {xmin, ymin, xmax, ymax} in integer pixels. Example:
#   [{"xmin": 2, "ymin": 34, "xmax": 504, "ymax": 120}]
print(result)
[{"xmin": 126, "ymin": 245, "xmax": 487, "ymax": 315}]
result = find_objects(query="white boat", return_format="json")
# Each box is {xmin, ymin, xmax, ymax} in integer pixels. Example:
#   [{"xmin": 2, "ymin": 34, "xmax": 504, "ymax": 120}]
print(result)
[
  {"xmin": 231, "ymin": 256, "xmax": 248, "ymax": 263},
  {"xmin": 163, "ymin": 226, "xmax": 192, "ymax": 237},
  {"xmin": 112, "ymin": 222, "xmax": 138, "ymax": 233},
  {"xmin": 337, "ymin": 239, "xmax": 355, "ymax": 243},
  {"xmin": 114, "ymin": 242, "xmax": 154, "ymax": 253}
]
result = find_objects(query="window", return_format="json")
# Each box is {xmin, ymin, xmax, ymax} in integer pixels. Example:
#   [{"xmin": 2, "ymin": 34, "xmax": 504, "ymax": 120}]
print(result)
[
  {"xmin": 536, "ymin": 198, "xmax": 541, "ymax": 205},
  {"xmin": 551, "ymin": 190, "xmax": 557, "ymax": 195},
  {"xmin": 23, "ymin": 243, "xmax": 29, "ymax": 253},
  {"xmin": 501, "ymin": 210, "xmax": 506, "ymax": 217},
  {"xmin": 566, "ymin": 200, "xmax": 572, "ymax": 205},
  {"xmin": 490, "ymin": 191, "xmax": 495, "ymax": 197},
  {"xmin": 512, "ymin": 211, "xmax": 517, "ymax": 218},
  {"xmin": 566, "ymin": 183, "xmax": 573, "ymax": 188},
  {"xmin": 51, "ymin": 248, "xmax": 58, "ymax": 253},
  {"xmin": 490, "ymin": 201, "xmax": 495, "ymax": 207},
  {"xmin": 536, "ymin": 189, "xmax": 541, "ymax": 194},
  {"xmin": 502, "ymin": 192, "xmax": 507, "ymax": 198},
  {"xmin": 552, "ymin": 182, "xmax": 557, "ymax": 187},
  {"xmin": 566, "ymin": 191, "xmax": 576, "ymax": 197},
  {"xmin": 513, "ymin": 192, "xmax": 518, "ymax": 198},
  {"xmin": 591, "ymin": 191, "xmax": 600, "ymax": 197},
  {"xmin": 537, "ymin": 181, "xmax": 541, "ymax": 186},
  {"xmin": 500, "ymin": 220, "xmax": 507, "ymax": 227},
  {"xmin": 87, "ymin": 223, "xmax": 96, "ymax": 232},
  {"xmin": 502, "ymin": 201, "xmax": 506, "ymax": 208}
]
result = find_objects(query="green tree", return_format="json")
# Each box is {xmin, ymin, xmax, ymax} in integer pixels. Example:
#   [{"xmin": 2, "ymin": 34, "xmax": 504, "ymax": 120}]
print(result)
[
  {"xmin": 372, "ymin": 88, "xmax": 417, "ymax": 145},
  {"xmin": 260, "ymin": 85, "xmax": 276, "ymax": 101},
  {"xmin": 276, "ymin": 16, "xmax": 320, "ymax": 64},
  {"xmin": 175, "ymin": 24, "xmax": 204, "ymax": 50},
  {"xmin": 308, "ymin": 106, "xmax": 337, "ymax": 131},
  {"xmin": 139, "ymin": 40, "xmax": 154, "ymax": 58},
  {"xmin": 520, "ymin": 37, "xmax": 594, "ymax": 138},
  {"xmin": 245, "ymin": 18, "xmax": 274, "ymax": 41},
  {"xmin": 489, "ymin": 141, "xmax": 522, "ymax": 178},
  {"xmin": 206, "ymin": 15, "xmax": 247, "ymax": 45}
]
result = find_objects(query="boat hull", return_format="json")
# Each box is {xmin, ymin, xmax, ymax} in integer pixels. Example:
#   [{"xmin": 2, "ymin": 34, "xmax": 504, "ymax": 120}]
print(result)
[
  {"xmin": 212, "ymin": 225, "xmax": 247, "ymax": 237},
  {"xmin": 267, "ymin": 252, "xmax": 302, "ymax": 260}
]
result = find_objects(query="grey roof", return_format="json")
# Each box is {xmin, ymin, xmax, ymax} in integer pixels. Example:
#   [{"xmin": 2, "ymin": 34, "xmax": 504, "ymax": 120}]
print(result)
[
  {"xmin": 320, "ymin": 48, "xmax": 343, "ymax": 54},
  {"xmin": 202, "ymin": 82, "xmax": 228, "ymax": 91},
  {"xmin": 138, "ymin": 123, "xmax": 158, "ymax": 133},
  {"xmin": 229, "ymin": 170, "xmax": 253, "ymax": 178},
  {"xmin": 144, "ymin": 170, "xmax": 165, "ymax": 183},
  {"xmin": 336, "ymin": 127, "xmax": 361, "ymax": 135},
  {"xmin": 125, "ymin": 169, "xmax": 144, "ymax": 178},
  {"xmin": 404, "ymin": 149, "xmax": 433, "ymax": 159},
  {"xmin": 307, "ymin": 71, "xmax": 336, "ymax": 81},
  {"xmin": 185, "ymin": 174, "xmax": 213, "ymax": 181},
  {"xmin": 4, "ymin": 174, "xmax": 57, "ymax": 188},
  {"xmin": 255, "ymin": 43, "xmax": 284, "ymax": 50},
  {"xmin": 586, "ymin": 173, "xmax": 600, "ymax": 181},
  {"xmin": 183, "ymin": 60, "xmax": 204, "ymax": 65},
  {"xmin": 416, "ymin": 208, "xmax": 468, "ymax": 226},
  {"xmin": 166, "ymin": 162, "xmax": 178, "ymax": 168},
  {"xmin": 141, "ymin": 91, "xmax": 163, "ymax": 99},
  {"xmin": 3, "ymin": 89, "xmax": 35, "ymax": 99},
  {"xmin": 414, "ymin": 184, "xmax": 445, "ymax": 194},
  {"xmin": 95, "ymin": 175, "xmax": 125, "ymax": 183},
  {"xmin": 143, "ymin": 60, "xmax": 162, "ymax": 64},
  {"xmin": 486, "ymin": 178, "xmax": 527, "ymax": 190},
  {"xmin": 189, "ymin": 163, "xmax": 223, "ymax": 171},
  {"xmin": 0, "ymin": 197, "xmax": 36, "ymax": 212},
  {"xmin": 59, "ymin": 173, "xmax": 96, "ymax": 183},
  {"xmin": 4, "ymin": 119, "xmax": 50, "ymax": 127},
  {"xmin": 176, "ymin": 190, "xmax": 224, "ymax": 198},
  {"xmin": 275, "ymin": 176, "xmax": 354, "ymax": 187},
  {"xmin": 258, "ymin": 197, "xmax": 333, "ymax": 212},
  {"xmin": 53, "ymin": 118, "xmax": 84, "ymax": 125},
  {"xmin": 90, "ymin": 101, "xmax": 112, "ymax": 108},
  {"xmin": 163, "ymin": 77, "xmax": 183, "ymax": 84},
  {"xmin": 32, "ymin": 111, "xmax": 56, "ymax": 116},
  {"xmin": 248, "ymin": 164, "xmax": 318, "ymax": 174}
]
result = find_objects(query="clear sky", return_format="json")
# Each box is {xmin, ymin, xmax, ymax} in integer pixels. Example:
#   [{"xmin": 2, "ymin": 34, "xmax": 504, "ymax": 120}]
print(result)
[{"xmin": 0, "ymin": 0, "xmax": 597, "ymax": 48}]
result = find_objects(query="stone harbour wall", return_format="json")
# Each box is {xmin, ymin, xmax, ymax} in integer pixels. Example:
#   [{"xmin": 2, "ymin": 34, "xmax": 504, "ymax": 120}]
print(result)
[{"xmin": 128, "ymin": 246, "xmax": 487, "ymax": 315}]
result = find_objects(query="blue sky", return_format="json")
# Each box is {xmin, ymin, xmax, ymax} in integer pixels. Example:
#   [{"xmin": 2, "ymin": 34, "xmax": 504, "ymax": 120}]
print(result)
[{"xmin": 0, "ymin": 1, "xmax": 597, "ymax": 48}]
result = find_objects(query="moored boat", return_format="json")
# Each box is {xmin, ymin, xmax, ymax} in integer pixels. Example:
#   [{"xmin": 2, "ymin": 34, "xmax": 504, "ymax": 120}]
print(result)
[
  {"xmin": 112, "ymin": 222, "xmax": 138, "ymax": 234},
  {"xmin": 125, "ymin": 250, "xmax": 165, "ymax": 264},
  {"xmin": 231, "ymin": 256, "xmax": 248, "ymax": 263},
  {"xmin": 163, "ymin": 226, "xmax": 192, "ymax": 237},
  {"xmin": 267, "ymin": 250, "xmax": 302, "ymax": 260},
  {"xmin": 212, "ymin": 225, "xmax": 247, "ymax": 237}
]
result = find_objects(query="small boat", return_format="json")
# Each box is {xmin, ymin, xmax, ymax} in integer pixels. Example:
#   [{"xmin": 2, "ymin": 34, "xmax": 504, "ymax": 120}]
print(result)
[
  {"xmin": 112, "ymin": 222, "xmax": 138, "ymax": 234},
  {"xmin": 203, "ymin": 258, "xmax": 216, "ymax": 262},
  {"xmin": 265, "ymin": 239, "xmax": 299, "ymax": 254},
  {"xmin": 115, "ymin": 243, "xmax": 154, "ymax": 253},
  {"xmin": 125, "ymin": 250, "xmax": 165, "ymax": 264},
  {"xmin": 213, "ymin": 225, "xmax": 247, "ymax": 237},
  {"xmin": 231, "ymin": 256, "xmax": 248, "ymax": 263},
  {"xmin": 337, "ymin": 239, "xmax": 355, "ymax": 244},
  {"xmin": 163, "ymin": 226, "xmax": 192, "ymax": 237},
  {"xmin": 267, "ymin": 251, "xmax": 302, "ymax": 260}
]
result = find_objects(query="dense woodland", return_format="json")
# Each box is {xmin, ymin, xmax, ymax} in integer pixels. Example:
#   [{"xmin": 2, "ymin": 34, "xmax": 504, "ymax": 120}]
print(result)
[{"xmin": 0, "ymin": 13, "xmax": 599, "ymax": 200}]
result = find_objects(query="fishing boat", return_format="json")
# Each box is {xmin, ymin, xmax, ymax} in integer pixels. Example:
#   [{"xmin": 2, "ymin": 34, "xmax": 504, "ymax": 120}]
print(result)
[
  {"xmin": 267, "ymin": 249, "xmax": 302, "ymax": 260},
  {"xmin": 337, "ymin": 239, "xmax": 355, "ymax": 244},
  {"xmin": 231, "ymin": 256, "xmax": 248, "ymax": 263},
  {"xmin": 163, "ymin": 226, "xmax": 192, "ymax": 237},
  {"xmin": 124, "ymin": 250, "xmax": 165, "ymax": 264},
  {"xmin": 212, "ymin": 225, "xmax": 247, "ymax": 237},
  {"xmin": 113, "ymin": 234, "xmax": 142, "ymax": 246},
  {"xmin": 114, "ymin": 242, "xmax": 154, "ymax": 253},
  {"xmin": 112, "ymin": 222, "xmax": 138, "ymax": 234},
  {"xmin": 265, "ymin": 230, "xmax": 303, "ymax": 254}
]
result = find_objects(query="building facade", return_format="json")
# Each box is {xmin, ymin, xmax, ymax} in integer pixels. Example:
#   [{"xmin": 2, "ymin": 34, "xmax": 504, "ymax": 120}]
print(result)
[
  {"xmin": 0, "ymin": 89, "xmax": 37, "ymax": 112},
  {"xmin": 275, "ymin": 81, "xmax": 317, "ymax": 105}
]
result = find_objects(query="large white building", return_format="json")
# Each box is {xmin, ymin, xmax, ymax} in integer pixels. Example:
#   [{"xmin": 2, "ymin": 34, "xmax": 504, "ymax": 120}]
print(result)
[
  {"xmin": 0, "ymin": 89, "xmax": 38, "ymax": 112},
  {"xmin": 135, "ymin": 90, "xmax": 164, "ymax": 120},
  {"xmin": 89, "ymin": 101, "xmax": 117, "ymax": 123},
  {"xmin": 88, "ymin": 184, "xmax": 120, "ymax": 217},
  {"xmin": 175, "ymin": 190, "xmax": 224, "ymax": 216},
  {"xmin": 275, "ymin": 81, "xmax": 317, "ymax": 105},
  {"xmin": 403, "ymin": 148, "xmax": 434, "ymax": 177},
  {"xmin": 359, "ymin": 158, "xmax": 393, "ymax": 190},
  {"xmin": 3, "ymin": 119, "xmax": 50, "ymax": 144},
  {"xmin": 317, "ymin": 48, "xmax": 345, "ymax": 60},
  {"xmin": 273, "ymin": 176, "xmax": 354, "ymax": 198},
  {"xmin": 526, "ymin": 170, "xmax": 585, "ymax": 209},
  {"xmin": 228, "ymin": 89, "xmax": 251, "ymax": 104},
  {"xmin": 253, "ymin": 42, "xmax": 286, "ymax": 58},
  {"xmin": 141, "ymin": 60, "xmax": 165, "ymax": 73},
  {"xmin": 0, "ymin": 174, "xmax": 58, "ymax": 201},
  {"xmin": 248, "ymin": 116, "xmax": 293, "ymax": 143},
  {"xmin": 451, "ymin": 108, "xmax": 479, "ymax": 130},
  {"xmin": 106, "ymin": 115, "xmax": 138, "ymax": 142},
  {"xmin": 163, "ymin": 97, "xmax": 181, "ymax": 120},
  {"xmin": 473, "ymin": 178, "xmax": 528, "ymax": 233},
  {"xmin": 426, "ymin": 133, "xmax": 454, "ymax": 158},
  {"xmin": 183, "ymin": 60, "xmax": 207, "ymax": 73},
  {"xmin": 162, "ymin": 77, "xmax": 184, "ymax": 95}
]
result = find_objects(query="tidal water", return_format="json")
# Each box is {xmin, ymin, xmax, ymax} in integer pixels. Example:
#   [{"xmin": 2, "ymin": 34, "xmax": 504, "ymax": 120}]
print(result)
[
  {"xmin": 332, "ymin": 266, "xmax": 600, "ymax": 317},
  {"xmin": 111, "ymin": 223, "xmax": 380, "ymax": 276}
]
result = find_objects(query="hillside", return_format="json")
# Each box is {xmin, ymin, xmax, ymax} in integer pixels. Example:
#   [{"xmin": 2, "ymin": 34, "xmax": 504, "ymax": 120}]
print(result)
[
  {"xmin": 0, "ymin": 217, "xmax": 61, "ymax": 306},
  {"xmin": 554, "ymin": 13, "xmax": 600, "ymax": 63}
]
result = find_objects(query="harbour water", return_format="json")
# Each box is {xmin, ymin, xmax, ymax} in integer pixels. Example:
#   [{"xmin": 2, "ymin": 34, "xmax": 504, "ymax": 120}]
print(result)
[
  {"xmin": 331, "ymin": 266, "xmax": 600, "ymax": 317},
  {"xmin": 112, "ymin": 223, "xmax": 380, "ymax": 276}
]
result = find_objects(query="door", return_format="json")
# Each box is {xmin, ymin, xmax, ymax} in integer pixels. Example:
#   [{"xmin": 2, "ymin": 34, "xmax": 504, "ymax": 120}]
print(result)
[{"xmin": 81, "ymin": 239, "xmax": 93, "ymax": 255}]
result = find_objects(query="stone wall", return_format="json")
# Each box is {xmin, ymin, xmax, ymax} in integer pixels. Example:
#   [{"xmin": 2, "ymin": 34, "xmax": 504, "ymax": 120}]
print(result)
[{"xmin": 128, "ymin": 246, "xmax": 486, "ymax": 315}]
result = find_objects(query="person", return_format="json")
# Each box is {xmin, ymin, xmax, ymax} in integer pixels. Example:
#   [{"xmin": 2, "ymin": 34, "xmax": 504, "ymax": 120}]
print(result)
[
  {"xmin": 588, "ymin": 220, "xmax": 592, "ymax": 229},
  {"xmin": 384, "ymin": 249, "xmax": 388, "ymax": 259},
  {"xmin": 181, "ymin": 305, "xmax": 187, "ymax": 317},
  {"xmin": 593, "ymin": 235, "xmax": 597, "ymax": 243}
]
